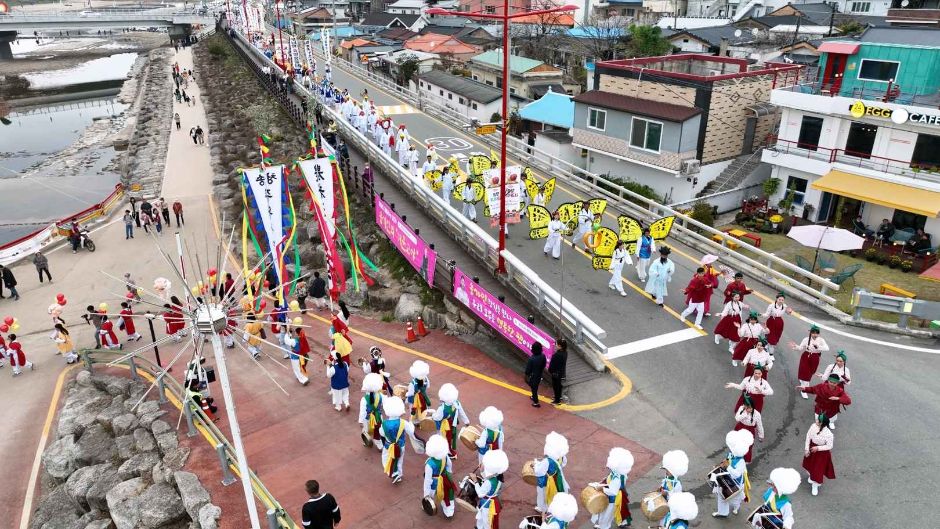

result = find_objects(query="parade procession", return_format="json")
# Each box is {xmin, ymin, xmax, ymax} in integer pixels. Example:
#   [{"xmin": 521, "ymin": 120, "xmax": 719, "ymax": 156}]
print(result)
[{"xmin": 9, "ymin": 1, "xmax": 940, "ymax": 528}]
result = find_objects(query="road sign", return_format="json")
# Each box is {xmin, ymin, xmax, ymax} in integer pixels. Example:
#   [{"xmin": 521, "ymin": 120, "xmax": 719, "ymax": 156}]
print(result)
[{"xmin": 476, "ymin": 125, "xmax": 497, "ymax": 135}]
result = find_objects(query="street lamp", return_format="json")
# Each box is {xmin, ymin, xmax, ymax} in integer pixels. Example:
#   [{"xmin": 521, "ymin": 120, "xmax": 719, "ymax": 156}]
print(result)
[
  {"xmin": 427, "ymin": 3, "xmax": 577, "ymax": 274},
  {"xmin": 274, "ymin": 1, "xmax": 286, "ymax": 67}
]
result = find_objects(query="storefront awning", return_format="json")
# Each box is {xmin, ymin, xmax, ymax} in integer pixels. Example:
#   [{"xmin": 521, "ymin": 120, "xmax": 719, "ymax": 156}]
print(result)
[
  {"xmin": 811, "ymin": 170, "xmax": 940, "ymax": 218},
  {"xmin": 817, "ymin": 42, "xmax": 860, "ymax": 55}
]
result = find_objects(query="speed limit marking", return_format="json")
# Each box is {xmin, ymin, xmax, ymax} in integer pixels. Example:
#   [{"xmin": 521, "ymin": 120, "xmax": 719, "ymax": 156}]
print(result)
[{"xmin": 425, "ymin": 137, "xmax": 474, "ymax": 152}]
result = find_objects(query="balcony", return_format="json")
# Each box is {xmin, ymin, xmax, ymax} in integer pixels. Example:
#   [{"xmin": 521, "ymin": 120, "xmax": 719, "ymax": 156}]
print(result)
[
  {"xmin": 781, "ymin": 81, "xmax": 940, "ymax": 109},
  {"xmin": 765, "ymin": 136, "xmax": 940, "ymax": 184},
  {"xmin": 887, "ymin": 8, "xmax": 940, "ymax": 25}
]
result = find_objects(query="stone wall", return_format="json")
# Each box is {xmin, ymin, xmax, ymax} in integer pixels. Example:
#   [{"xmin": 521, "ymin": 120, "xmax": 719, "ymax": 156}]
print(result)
[
  {"xmin": 123, "ymin": 48, "xmax": 174, "ymax": 198},
  {"xmin": 32, "ymin": 371, "xmax": 221, "ymax": 529}
]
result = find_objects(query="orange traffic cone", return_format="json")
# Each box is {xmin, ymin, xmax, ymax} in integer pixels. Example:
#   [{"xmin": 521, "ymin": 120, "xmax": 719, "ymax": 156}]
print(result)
[
  {"xmin": 405, "ymin": 321, "xmax": 419, "ymax": 343},
  {"xmin": 416, "ymin": 316, "xmax": 430, "ymax": 337}
]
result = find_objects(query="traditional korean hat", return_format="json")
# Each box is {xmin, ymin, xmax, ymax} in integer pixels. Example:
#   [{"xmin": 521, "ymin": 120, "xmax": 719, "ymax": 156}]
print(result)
[
  {"xmin": 667, "ymin": 492, "xmax": 698, "ymax": 521},
  {"xmin": 479, "ymin": 406, "xmax": 503, "ymax": 430},
  {"xmin": 662, "ymin": 450, "xmax": 689, "ymax": 477},
  {"xmin": 547, "ymin": 493, "xmax": 578, "ymax": 523},
  {"xmin": 438, "ymin": 383, "xmax": 458, "ymax": 404},
  {"xmin": 361, "ymin": 373, "xmax": 383, "ymax": 393},
  {"xmin": 836, "ymin": 350, "xmax": 847, "ymax": 362},
  {"xmin": 606, "ymin": 447, "xmax": 634, "ymax": 476},
  {"xmin": 659, "ymin": 246, "xmax": 672, "ymax": 256},
  {"xmin": 481, "ymin": 449, "xmax": 509, "ymax": 478}
]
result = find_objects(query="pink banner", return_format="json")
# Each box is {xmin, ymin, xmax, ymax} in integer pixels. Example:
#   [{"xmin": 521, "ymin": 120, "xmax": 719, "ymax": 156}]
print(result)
[
  {"xmin": 452, "ymin": 267, "xmax": 556, "ymax": 358},
  {"xmin": 375, "ymin": 196, "xmax": 436, "ymax": 287}
]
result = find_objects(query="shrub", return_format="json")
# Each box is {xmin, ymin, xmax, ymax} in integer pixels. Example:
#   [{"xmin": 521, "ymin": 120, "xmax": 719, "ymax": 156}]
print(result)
[
  {"xmin": 690, "ymin": 201, "xmax": 715, "ymax": 228},
  {"xmin": 888, "ymin": 255, "xmax": 902, "ymax": 268},
  {"xmin": 208, "ymin": 41, "xmax": 228, "ymax": 59},
  {"xmin": 596, "ymin": 175, "xmax": 662, "ymax": 205},
  {"xmin": 901, "ymin": 259, "xmax": 914, "ymax": 272},
  {"xmin": 864, "ymin": 247, "xmax": 878, "ymax": 261}
]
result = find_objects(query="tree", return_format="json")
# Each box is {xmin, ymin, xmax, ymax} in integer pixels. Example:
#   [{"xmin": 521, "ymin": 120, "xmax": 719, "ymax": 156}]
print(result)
[
  {"xmin": 626, "ymin": 24, "xmax": 672, "ymax": 58},
  {"xmin": 566, "ymin": 15, "xmax": 632, "ymax": 63},
  {"xmin": 836, "ymin": 20, "xmax": 865, "ymax": 36},
  {"xmin": 396, "ymin": 53, "xmax": 421, "ymax": 86}
]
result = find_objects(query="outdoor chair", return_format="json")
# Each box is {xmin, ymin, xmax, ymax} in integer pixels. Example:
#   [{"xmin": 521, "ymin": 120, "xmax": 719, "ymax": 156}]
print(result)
[
  {"xmin": 890, "ymin": 228, "xmax": 915, "ymax": 245},
  {"xmin": 818, "ymin": 251, "xmax": 839, "ymax": 272},
  {"xmin": 795, "ymin": 255, "xmax": 815, "ymax": 273},
  {"xmin": 829, "ymin": 263, "xmax": 863, "ymax": 289}
]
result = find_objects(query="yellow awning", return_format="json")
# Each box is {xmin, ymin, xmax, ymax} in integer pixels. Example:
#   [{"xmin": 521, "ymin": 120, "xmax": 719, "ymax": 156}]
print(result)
[{"xmin": 811, "ymin": 170, "xmax": 940, "ymax": 218}]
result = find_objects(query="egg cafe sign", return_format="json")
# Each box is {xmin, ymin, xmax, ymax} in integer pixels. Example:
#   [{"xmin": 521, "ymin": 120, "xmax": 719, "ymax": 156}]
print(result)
[{"xmin": 848, "ymin": 101, "xmax": 940, "ymax": 127}]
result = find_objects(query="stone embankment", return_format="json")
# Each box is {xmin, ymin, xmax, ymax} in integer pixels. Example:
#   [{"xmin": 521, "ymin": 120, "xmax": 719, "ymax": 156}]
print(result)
[{"xmin": 32, "ymin": 370, "xmax": 221, "ymax": 529}]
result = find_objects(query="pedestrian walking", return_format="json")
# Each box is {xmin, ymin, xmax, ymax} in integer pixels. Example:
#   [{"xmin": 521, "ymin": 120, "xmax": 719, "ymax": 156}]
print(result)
[
  {"xmin": 52, "ymin": 324, "xmax": 78, "ymax": 364},
  {"xmin": 524, "ymin": 342, "xmax": 547, "ymax": 407},
  {"xmin": 644, "ymin": 247, "xmax": 675, "ymax": 307},
  {"xmin": 295, "ymin": 280, "xmax": 308, "ymax": 313},
  {"xmin": 157, "ymin": 197, "xmax": 170, "ymax": 225},
  {"xmin": 172, "ymin": 200, "xmax": 184, "ymax": 226},
  {"xmin": 98, "ymin": 315, "xmax": 122, "ymax": 349},
  {"xmin": 0, "ymin": 264, "xmax": 19, "ymax": 300},
  {"xmin": 634, "ymin": 228, "xmax": 655, "ymax": 282},
  {"xmin": 6, "ymin": 335, "xmax": 34, "ymax": 376},
  {"xmin": 548, "ymin": 339, "xmax": 567, "ymax": 404},
  {"xmin": 327, "ymin": 350, "xmax": 350, "ymax": 411},
  {"xmin": 141, "ymin": 210, "xmax": 153, "ymax": 233},
  {"xmin": 174, "ymin": 112, "xmax": 181, "ymax": 130},
  {"xmin": 154, "ymin": 211, "xmax": 163, "ymax": 235},
  {"xmin": 33, "ymin": 251, "xmax": 52, "ymax": 283},
  {"xmin": 83, "ymin": 305, "xmax": 104, "ymax": 348},
  {"xmin": 310, "ymin": 271, "xmax": 327, "ymax": 310},
  {"xmin": 119, "ymin": 302, "xmax": 142, "ymax": 341},
  {"xmin": 680, "ymin": 267, "xmax": 709, "ymax": 329},
  {"xmin": 300, "ymin": 480, "xmax": 341, "ymax": 529},
  {"xmin": 129, "ymin": 196, "xmax": 141, "ymax": 227},
  {"xmin": 196, "ymin": 126, "xmax": 205, "ymax": 145},
  {"xmin": 189, "ymin": 127, "xmax": 198, "ymax": 145},
  {"xmin": 123, "ymin": 209, "xmax": 135, "ymax": 239}
]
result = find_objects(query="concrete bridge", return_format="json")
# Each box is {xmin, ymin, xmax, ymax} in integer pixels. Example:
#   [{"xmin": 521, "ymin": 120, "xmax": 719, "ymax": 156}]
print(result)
[{"xmin": 0, "ymin": 9, "xmax": 216, "ymax": 58}]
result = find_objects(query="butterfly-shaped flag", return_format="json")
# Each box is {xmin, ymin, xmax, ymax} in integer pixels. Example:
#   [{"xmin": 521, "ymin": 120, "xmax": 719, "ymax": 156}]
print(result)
[
  {"xmin": 523, "ymin": 174, "xmax": 556, "ymax": 205},
  {"xmin": 468, "ymin": 154, "xmax": 493, "ymax": 177},
  {"xmin": 617, "ymin": 215, "xmax": 676, "ymax": 254},
  {"xmin": 453, "ymin": 179, "xmax": 485, "ymax": 204},
  {"xmin": 424, "ymin": 169, "xmax": 443, "ymax": 192},
  {"xmin": 590, "ymin": 227, "xmax": 621, "ymax": 270}
]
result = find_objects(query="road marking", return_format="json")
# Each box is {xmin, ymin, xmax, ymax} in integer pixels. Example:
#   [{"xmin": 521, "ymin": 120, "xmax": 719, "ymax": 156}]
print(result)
[
  {"xmin": 20, "ymin": 364, "xmax": 79, "ymax": 529},
  {"xmin": 425, "ymin": 136, "xmax": 474, "ymax": 152},
  {"xmin": 605, "ymin": 328, "xmax": 704, "ymax": 360},
  {"xmin": 376, "ymin": 104, "xmax": 417, "ymax": 115},
  {"xmin": 207, "ymin": 196, "xmax": 634, "ymax": 410}
]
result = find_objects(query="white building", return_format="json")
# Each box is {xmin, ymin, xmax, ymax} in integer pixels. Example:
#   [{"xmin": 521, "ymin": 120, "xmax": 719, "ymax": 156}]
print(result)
[
  {"xmin": 761, "ymin": 27, "xmax": 940, "ymax": 239},
  {"xmin": 412, "ymin": 70, "xmax": 527, "ymax": 123}
]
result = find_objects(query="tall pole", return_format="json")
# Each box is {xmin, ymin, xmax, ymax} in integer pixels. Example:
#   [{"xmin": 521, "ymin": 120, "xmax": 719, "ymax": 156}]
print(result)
[
  {"xmin": 275, "ymin": 1, "xmax": 285, "ymax": 66},
  {"xmin": 496, "ymin": 0, "xmax": 509, "ymax": 274},
  {"xmin": 242, "ymin": 0, "xmax": 251, "ymax": 41}
]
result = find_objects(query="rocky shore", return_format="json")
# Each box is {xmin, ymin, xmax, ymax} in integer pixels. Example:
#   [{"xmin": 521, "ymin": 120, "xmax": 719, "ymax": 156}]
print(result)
[
  {"xmin": 121, "ymin": 48, "xmax": 174, "ymax": 197},
  {"xmin": 34, "ymin": 370, "xmax": 221, "ymax": 529}
]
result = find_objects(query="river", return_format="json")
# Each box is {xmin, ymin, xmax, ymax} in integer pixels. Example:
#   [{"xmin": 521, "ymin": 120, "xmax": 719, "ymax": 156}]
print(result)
[{"xmin": 0, "ymin": 49, "xmax": 139, "ymax": 246}]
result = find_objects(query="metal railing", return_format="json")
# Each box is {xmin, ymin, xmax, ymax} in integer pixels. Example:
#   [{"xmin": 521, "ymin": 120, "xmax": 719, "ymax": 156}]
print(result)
[
  {"xmin": 79, "ymin": 349, "xmax": 297, "ymax": 529},
  {"xmin": 320, "ymin": 50, "xmax": 840, "ymax": 306},
  {"xmin": 781, "ymin": 80, "xmax": 940, "ymax": 108},
  {"xmin": 224, "ymin": 29, "xmax": 610, "ymax": 368},
  {"xmin": 669, "ymin": 183, "xmax": 764, "ymax": 214}
]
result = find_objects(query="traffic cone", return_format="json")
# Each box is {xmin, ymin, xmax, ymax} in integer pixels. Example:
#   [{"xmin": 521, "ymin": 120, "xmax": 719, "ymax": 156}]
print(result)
[
  {"xmin": 416, "ymin": 316, "xmax": 430, "ymax": 337},
  {"xmin": 405, "ymin": 321, "xmax": 419, "ymax": 343}
]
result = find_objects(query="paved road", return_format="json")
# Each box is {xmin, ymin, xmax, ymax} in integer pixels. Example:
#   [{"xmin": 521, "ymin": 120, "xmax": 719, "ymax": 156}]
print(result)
[{"xmin": 285, "ymin": 46, "xmax": 940, "ymax": 526}]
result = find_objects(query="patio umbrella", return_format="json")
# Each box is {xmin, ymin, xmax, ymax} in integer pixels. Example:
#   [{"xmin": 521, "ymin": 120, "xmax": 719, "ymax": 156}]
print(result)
[
  {"xmin": 700, "ymin": 254, "xmax": 719, "ymax": 265},
  {"xmin": 786, "ymin": 225, "xmax": 865, "ymax": 272}
]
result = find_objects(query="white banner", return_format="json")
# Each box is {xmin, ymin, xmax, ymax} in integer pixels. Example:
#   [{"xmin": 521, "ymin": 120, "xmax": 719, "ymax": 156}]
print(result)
[
  {"xmin": 298, "ymin": 158, "xmax": 336, "ymax": 238},
  {"xmin": 484, "ymin": 167, "xmax": 522, "ymax": 216},
  {"xmin": 243, "ymin": 165, "xmax": 287, "ymax": 285},
  {"xmin": 303, "ymin": 39, "xmax": 316, "ymax": 70}
]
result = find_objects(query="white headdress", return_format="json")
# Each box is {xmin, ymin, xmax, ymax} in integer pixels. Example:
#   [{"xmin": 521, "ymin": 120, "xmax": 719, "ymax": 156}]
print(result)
[
  {"xmin": 438, "ymin": 383, "xmax": 458, "ymax": 404},
  {"xmin": 662, "ymin": 450, "xmax": 689, "ymax": 477},
  {"xmin": 547, "ymin": 492, "xmax": 578, "ymax": 522},
  {"xmin": 425, "ymin": 434, "xmax": 449, "ymax": 460},
  {"xmin": 383, "ymin": 396, "xmax": 405, "ymax": 418},
  {"xmin": 479, "ymin": 406, "xmax": 504, "ymax": 430},
  {"xmin": 481, "ymin": 449, "xmax": 509, "ymax": 478},
  {"xmin": 543, "ymin": 431, "xmax": 569, "ymax": 461},
  {"xmin": 726, "ymin": 430, "xmax": 754, "ymax": 458},
  {"xmin": 667, "ymin": 492, "xmax": 698, "ymax": 521},
  {"xmin": 769, "ymin": 467, "xmax": 801, "ymax": 496},
  {"xmin": 362, "ymin": 373, "xmax": 383, "ymax": 393},
  {"xmin": 409, "ymin": 360, "xmax": 430, "ymax": 379},
  {"xmin": 606, "ymin": 447, "xmax": 634, "ymax": 476}
]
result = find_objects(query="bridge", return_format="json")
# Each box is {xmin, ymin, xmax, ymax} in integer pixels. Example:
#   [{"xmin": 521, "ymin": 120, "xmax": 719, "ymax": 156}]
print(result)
[{"xmin": 0, "ymin": 9, "xmax": 216, "ymax": 58}]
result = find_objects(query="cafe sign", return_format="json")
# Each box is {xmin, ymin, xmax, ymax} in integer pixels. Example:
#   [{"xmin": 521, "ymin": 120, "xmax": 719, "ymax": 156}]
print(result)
[{"xmin": 848, "ymin": 100, "xmax": 940, "ymax": 127}]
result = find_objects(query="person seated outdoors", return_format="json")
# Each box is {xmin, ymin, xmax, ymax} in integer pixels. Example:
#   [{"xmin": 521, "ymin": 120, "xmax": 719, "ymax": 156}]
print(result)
[
  {"xmin": 852, "ymin": 216, "xmax": 874, "ymax": 238},
  {"xmin": 905, "ymin": 232, "xmax": 933, "ymax": 254},
  {"xmin": 875, "ymin": 219, "xmax": 895, "ymax": 242}
]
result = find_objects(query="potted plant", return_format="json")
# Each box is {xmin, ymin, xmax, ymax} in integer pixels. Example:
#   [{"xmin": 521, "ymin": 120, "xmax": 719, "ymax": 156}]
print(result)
[
  {"xmin": 888, "ymin": 255, "xmax": 902, "ymax": 269},
  {"xmin": 763, "ymin": 177, "xmax": 781, "ymax": 198},
  {"xmin": 864, "ymin": 247, "xmax": 878, "ymax": 261},
  {"xmin": 875, "ymin": 253, "xmax": 888, "ymax": 265},
  {"xmin": 901, "ymin": 259, "xmax": 914, "ymax": 273},
  {"xmin": 769, "ymin": 214, "xmax": 783, "ymax": 231}
]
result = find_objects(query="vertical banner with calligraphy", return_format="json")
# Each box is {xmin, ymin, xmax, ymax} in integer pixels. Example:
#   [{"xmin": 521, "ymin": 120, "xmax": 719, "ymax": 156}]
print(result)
[
  {"xmin": 242, "ymin": 165, "xmax": 288, "ymax": 296},
  {"xmin": 374, "ymin": 196, "xmax": 437, "ymax": 287},
  {"xmin": 452, "ymin": 266, "xmax": 555, "ymax": 358},
  {"xmin": 298, "ymin": 158, "xmax": 335, "ymax": 238}
]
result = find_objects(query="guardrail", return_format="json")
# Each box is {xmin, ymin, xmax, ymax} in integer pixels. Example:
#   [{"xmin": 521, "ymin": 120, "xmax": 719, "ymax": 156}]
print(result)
[
  {"xmin": 851, "ymin": 288, "xmax": 940, "ymax": 329},
  {"xmin": 223, "ymin": 28, "xmax": 610, "ymax": 369},
  {"xmin": 79, "ymin": 348, "xmax": 297, "ymax": 529},
  {"xmin": 669, "ymin": 183, "xmax": 764, "ymax": 214},
  {"xmin": 320, "ymin": 51, "xmax": 840, "ymax": 306}
]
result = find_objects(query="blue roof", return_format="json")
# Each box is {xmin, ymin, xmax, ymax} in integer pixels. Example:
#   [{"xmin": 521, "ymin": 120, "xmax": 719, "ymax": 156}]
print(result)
[
  {"xmin": 519, "ymin": 89, "xmax": 573, "ymax": 129},
  {"xmin": 307, "ymin": 26, "xmax": 360, "ymax": 40}
]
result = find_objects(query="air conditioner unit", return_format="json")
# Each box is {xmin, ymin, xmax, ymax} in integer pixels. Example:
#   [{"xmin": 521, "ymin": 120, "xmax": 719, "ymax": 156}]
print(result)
[
  {"xmin": 681, "ymin": 159, "xmax": 701, "ymax": 175},
  {"xmin": 708, "ymin": 69, "xmax": 723, "ymax": 76}
]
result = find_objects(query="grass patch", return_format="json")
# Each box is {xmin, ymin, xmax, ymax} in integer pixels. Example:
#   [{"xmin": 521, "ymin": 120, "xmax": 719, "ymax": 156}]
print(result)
[
  {"xmin": 720, "ymin": 223, "xmax": 940, "ymax": 324},
  {"xmin": 381, "ymin": 312, "xmax": 395, "ymax": 322}
]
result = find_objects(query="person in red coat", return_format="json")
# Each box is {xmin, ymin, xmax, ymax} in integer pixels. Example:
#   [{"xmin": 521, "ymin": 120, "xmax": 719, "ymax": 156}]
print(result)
[
  {"xmin": 119, "ymin": 302, "xmax": 142, "ymax": 341},
  {"xmin": 163, "ymin": 303, "xmax": 185, "ymax": 342},
  {"xmin": 798, "ymin": 374, "xmax": 851, "ymax": 429},
  {"xmin": 99, "ymin": 316, "xmax": 121, "ymax": 349},
  {"xmin": 723, "ymin": 272, "xmax": 752, "ymax": 304},
  {"xmin": 701, "ymin": 263, "xmax": 720, "ymax": 316},
  {"xmin": 680, "ymin": 267, "xmax": 710, "ymax": 328},
  {"xmin": 6, "ymin": 335, "xmax": 34, "ymax": 376},
  {"xmin": 802, "ymin": 413, "xmax": 835, "ymax": 496}
]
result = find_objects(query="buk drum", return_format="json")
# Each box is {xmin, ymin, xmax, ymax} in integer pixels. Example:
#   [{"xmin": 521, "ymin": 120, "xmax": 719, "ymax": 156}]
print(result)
[
  {"xmin": 521, "ymin": 460, "xmax": 538, "ymax": 486},
  {"xmin": 418, "ymin": 409, "xmax": 437, "ymax": 432},
  {"xmin": 393, "ymin": 384, "xmax": 408, "ymax": 398},
  {"xmin": 580, "ymin": 486, "xmax": 608, "ymax": 515},
  {"xmin": 747, "ymin": 505, "xmax": 784, "ymax": 529},
  {"xmin": 707, "ymin": 464, "xmax": 742, "ymax": 500},
  {"xmin": 456, "ymin": 475, "xmax": 480, "ymax": 513},
  {"xmin": 360, "ymin": 430, "xmax": 372, "ymax": 448},
  {"xmin": 459, "ymin": 425, "xmax": 482, "ymax": 450},
  {"xmin": 421, "ymin": 496, "xmax": 437, "ymax": 516},
  {"xmin": 640, "ymin": 491, "xmax": 669, "ymax": 521},
  {"xmin": 519, "ymin": 515, "xmax": 543, "ymax": 529}
]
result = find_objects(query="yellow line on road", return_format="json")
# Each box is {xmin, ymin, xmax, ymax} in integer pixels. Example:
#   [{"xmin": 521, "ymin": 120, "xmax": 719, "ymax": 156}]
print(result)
[
  {"xmin": 20, "ymin": 364, "xmax": 79, "ymax": 529},
  {"xmin": 208, "ymin": 196, "xmax": 631, "ymax": 410}
]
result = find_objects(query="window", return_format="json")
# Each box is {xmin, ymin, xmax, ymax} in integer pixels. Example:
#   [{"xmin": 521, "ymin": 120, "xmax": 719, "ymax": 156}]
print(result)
[
  {"xmin": 911, "ymin": 133, "xmax": 940, "ymax": 169},
  {"xmin": 472, "ymin": 75, "xmax": 479, "ymax": 81},
  {"xmin": 496, "ymin": 77, "xmax": 503, "ymax": 89},
  {"xmin": 459, "ymin": 97, "xmax": 465, "ymax": 105},
  {"xmin": 485, "ymin": 5, "xmax": 495, "ymax": 13},
  {"xmin": 845, "ymin": 122, "xmax": 878, "ymax": 159},
  {"xmin": 797, "ymin": 115, "xmax": 824, "ymax": 150},
  {"xmin": 892, "ymin": 210, "xmax": 927, "ymax": 232},
  {"xmin": 629, "ymin": 117, "xmax": 663, "ymax": 152},
  {"xmin": 439, "ymin": 89, "xmax": 444, "ymax": 96},
  {"xmin": 587, "ymin": 108, "xmax": 606, "ymax": 131},
  {"xmin": 419, "ymin": 81, "xmax": 424, "ymax": 88},
  {"xmin": 509, "ymin": 87, "xmax": 516, "ymax": 94},
  {"xmin": 472, "ymin": 103, "xmax": 478, "ymax": 110},
  {"xmin": 850, "ymin": 1, "xmax": 871, "ymax": 12},
  {"xmin": 448, "ymin": 93, "xmax": 453, "ymax": 100},
  {"xmin": 858, "ymin": 59, "xmax": 899, "ymax": 82},
  {"xmin": 785, "ymin": 176, "xmax": 808, "ymax": 206},
  {"xmin": 485, "ymin": 80, "xmax": 493, "ymax": 86}
]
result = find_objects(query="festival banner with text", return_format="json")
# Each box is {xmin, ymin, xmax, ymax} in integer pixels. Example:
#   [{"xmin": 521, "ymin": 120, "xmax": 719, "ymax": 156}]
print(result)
[
  {"xmin": 452, "ymin": 267, "xmax": 556, "ymax": 358},
  {"xmin": 374, "ymin": 196, "xmax": 436, "ymax": 287}
]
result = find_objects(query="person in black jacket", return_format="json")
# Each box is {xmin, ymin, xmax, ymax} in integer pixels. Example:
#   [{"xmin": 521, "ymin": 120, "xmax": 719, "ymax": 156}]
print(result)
[
  {"xmin": 0, "ymin": 264, "xmax": 19, "ymax": 300},
  {"xmin": 548, "ymin": 339, "xmax": 568, "ymax": 405},
  {"xmin": 524, "ymin": 342, "xmax": 546, "ymax": 407},
  {"xmin": 301, "ymin": 479, "xmax": 341, "ymax": 529}
]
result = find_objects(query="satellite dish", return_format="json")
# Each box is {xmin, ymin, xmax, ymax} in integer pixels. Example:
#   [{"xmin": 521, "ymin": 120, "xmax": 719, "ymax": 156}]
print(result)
[
  {"xmin": 734, "ymin": 29, "xmax": 742, "ymax": 37},
  {"xmin": 901, "ymin": 0, "xmax": 909, "ymax": 6}
]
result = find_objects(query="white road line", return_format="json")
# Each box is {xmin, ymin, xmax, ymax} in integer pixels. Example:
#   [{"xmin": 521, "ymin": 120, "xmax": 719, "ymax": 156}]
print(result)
[
  {"xmin": 793, "ymin": 315, "xmax": 940, "ymax": 354},
  {"xmin": 605, "ymin": 328, "xmax": 704, "ymax": 360}
]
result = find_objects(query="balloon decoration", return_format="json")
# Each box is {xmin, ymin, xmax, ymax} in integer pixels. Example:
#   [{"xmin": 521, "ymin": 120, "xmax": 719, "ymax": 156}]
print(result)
[
  {"xmin": 2, "ymin": 316, "xmax": 20, "ymax": 332},
  {"xmin": 98, "ymin": 303, "xmax": 108, "ymax": 313},
  {"xmin": 3, "ymin": 316, "xmax": 13, "ymax": 325},
  {"xmin": 153, "ymin": 277, "xmax": 172, "ymax": 302},
  {"xmin": 289, "ymin": 300, "xmax": 300, "ymax": 312},
  {"xmin": 0, "ymin": 324, "xmax": 7, "ymax": 333},
  {"xmin": 292, "ymin": 316, "xmax": 303, "ymax": 325}
]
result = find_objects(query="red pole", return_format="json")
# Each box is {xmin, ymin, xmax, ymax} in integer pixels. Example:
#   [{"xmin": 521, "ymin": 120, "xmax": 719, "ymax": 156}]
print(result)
[
  {"xmin": 242, "ymin": 0, "xmax": 250, "ymax": 41},
  {"xmin": 276, "ymin": 2, "xmax": 286, "ymax": 69},
  {"xmin": 496, "ymin": 0, "xmax": 509, "ymax": 275}
]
